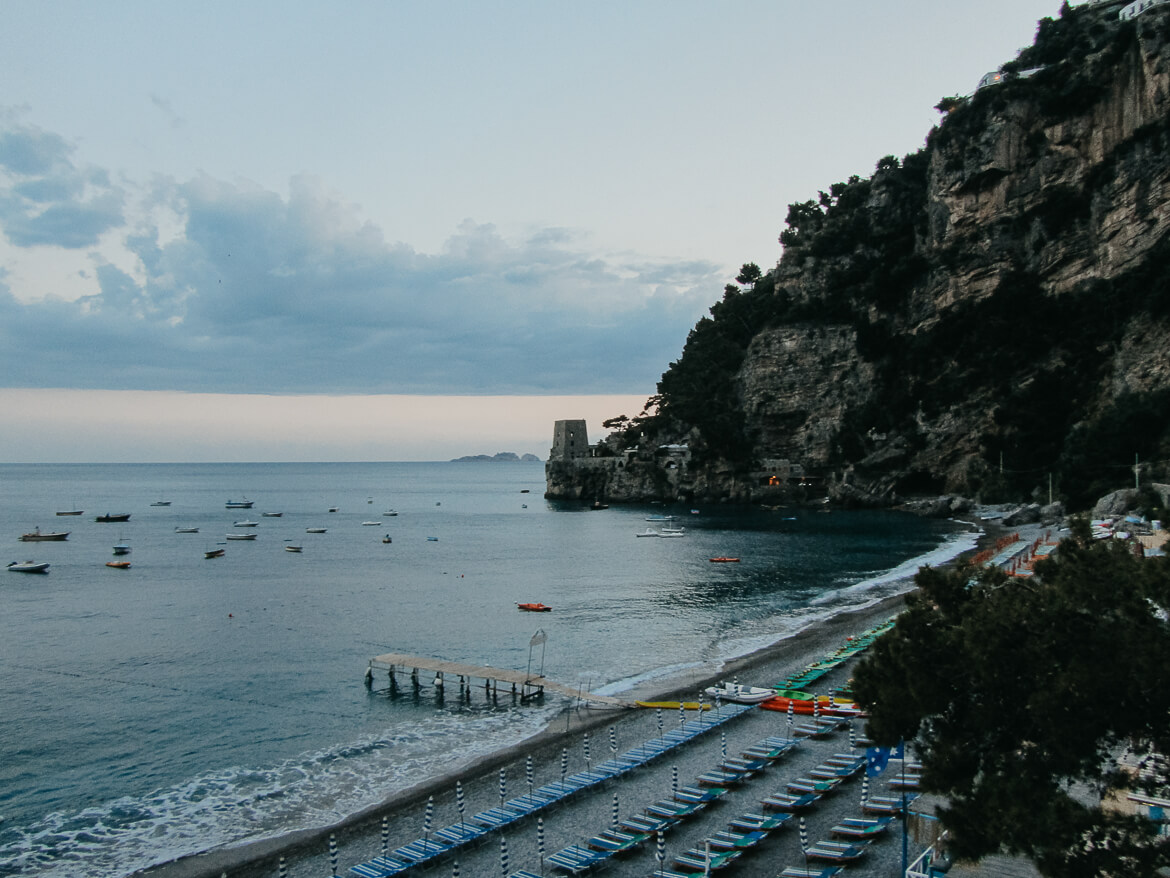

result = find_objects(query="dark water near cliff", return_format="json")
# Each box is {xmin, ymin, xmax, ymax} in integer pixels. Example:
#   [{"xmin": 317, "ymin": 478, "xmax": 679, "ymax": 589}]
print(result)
[{"xmin": 0, "ymin": 461, "xmax": 975, "ymax": 877}]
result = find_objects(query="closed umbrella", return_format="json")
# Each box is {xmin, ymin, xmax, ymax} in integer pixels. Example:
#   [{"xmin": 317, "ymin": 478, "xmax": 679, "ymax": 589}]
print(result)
[
  {"xmin": 720, "ymin": 730, "xmax": 726, "ymax": 760},
  {"xmin": 584, "ymin": 732, "xmax": 591, "ymax": 770},
  {"xmin": 452, "ymin": 862, "xmax": 460, "ymax": 878},
  {"xmin": 278, "ymin": 857, "xmax": 287, "ymax": 878},
  {"xmin": 656, "ymin": 829, "xmax": 665, "ymax": 869},
  {"xmin": 499, "ymin": 768, "xmax": 507, "ymax": 807},
  {"xmin": 609, "ymin": 725, "xmax": 617, "ymax": 756},
  {"xmin": 612, "ymin": 791, "xmax": 619, "ymax": 829},
  {"xmin": 424, "ymin": 795, "xmax": 433, "ymax": 843},
  {"xmin": 787, "ymin": 697, "xmax": 794, "ymax": 736},
  {"xmin": 799, "ymin": 815, "xmax": 809, "ymax": 868},
  {"xmin": 499, "ymin": 836, "xmax": 509, "ymax": 878},
  {"xmin": 329, "ymin": 833, "xmax": 338, "ymax": 876},
  {"xmin": 537, "ymin": 815, "xmax": 545, "ymax": 876},
  {"xmin": 679, "ymin": 702, "xmax": 686, "ymax": 728},
  {"xmin": 381, "ymin": 817, "xmax": 388, "ymax": 857},
  {"xmin": 656, "ymin": 708, "xmax": 663, "ymax": 741},
  {"xmin": 560, "ymin": 747, "xmax": 568, "ymax": 785},
  {"xmin": 861, "ymin": 774, "xmax": 869, "ymax": 804},
  {"xmin": 456, "ymin": 780, "xmax": 466, "ymax": 828},
  {"xmin": 849, "ymin": 720, "xmax": 857, "ymax": 750},
  {"xmin": 526, "ymin": 755, "xmax": 534, "ymax": 796},
  {"xmin": 671, "ymin": 765, "xmax": 678, "ymax": 796}
]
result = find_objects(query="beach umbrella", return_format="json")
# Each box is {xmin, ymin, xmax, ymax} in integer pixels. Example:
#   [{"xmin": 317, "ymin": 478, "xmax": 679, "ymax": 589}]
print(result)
[
  {"xmin": 612, "ymin": 791, "xmax": 620, "ymax": 829},
  {"xmin": 799, "ymin": 815, "xmax": 809, "ymax": 865},
  {"xmin": 499, "ymin": 768, "xmax": 507, "ymax": 807},
  {"xmin": 329, "ymin": 833, "xmax": 338, "ymax": 876},
  {"xmin": 560, "ymin": 747, "xmax": 568, "ymax": 785},
  {"xmin": 720, "ymin": 730, "xmax": 726, "ymax": 760},
  {"xmin": 655, "ymin": 708, "xmax": 663, "ymax": 740},
  {"xmin": 849, "ymin": 720, "xmax": 857, "ymax": 751},
  {"xmin": 537, "ymin": 816, "xmax": 546, "ymax": 875},
  {"xmin": 813, "ymin": 693, "xmax": 820, "ymax": 722},
  {"xmin": 381, "ymin": 817, "xmax": 389, "ymax": 857},
  {"xmin": 671, "ymin": 765, "xmax": 678, "ymax": 796},
  {"xmin": 609, "ymin": 725, "xmax": 617, "ymax": 756},
  {"xmin": 697, "ymin": 693, "xmax": 705, "ymax": 721},
  {"xmin": 679, "ymin": 702, "xmax": 686, "ymax": 728},
  {"xmin": 703, "ymin": 839, "xmax": 712, "ymax": 878},
  {"xmin": 452, "ymin": 862, "xmax": 459, "ymax": 878},
  {"xmin": 526, "ymin": 755, "xmax": 534, "ymax": 796},
  {"xmin": 278, "ymin": 856, "xmax": 287, "ymax": 878},
  {"xmin": 499, "ymin": 836, "xmax": 509, "ymax": 878},
  {"xmin": 456, "ymin": 780, "xmax": 466, "ymax": 828},
  {"xmin": 584, "ymin": 732, "xmax": 591, "ymax": 770},
  {"xmin": 861, "ymin": 774, "xmax": 869, "ymax": 804},
  {"xmin": 656, "ymin": 829, "xmax": 665, "ymax": 867},
  {"xmin": 787, "ymin": 697, "xmax": 794, "ymax": 737},
  {"xmin": 424, "ymin": 795, "xmax": 434, "ymax": 843}
]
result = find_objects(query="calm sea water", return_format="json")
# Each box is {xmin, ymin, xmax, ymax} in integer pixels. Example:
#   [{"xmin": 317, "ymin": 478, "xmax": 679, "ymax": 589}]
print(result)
[{"xmin": 0, "ymin": 462, "xmax": 975, "ymax": 877}]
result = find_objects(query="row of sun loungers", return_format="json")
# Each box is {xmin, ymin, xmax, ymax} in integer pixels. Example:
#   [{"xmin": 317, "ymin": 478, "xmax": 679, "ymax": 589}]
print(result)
[{"xmin": 348, "ymin": 703, "xmax": 757, "ymax": 877}]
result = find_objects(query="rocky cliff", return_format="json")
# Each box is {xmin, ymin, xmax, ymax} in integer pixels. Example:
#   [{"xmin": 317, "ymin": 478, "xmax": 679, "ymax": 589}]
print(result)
[{"xmin": 548, "ymin": 4, "xmax": 1170, "ymax": 509}]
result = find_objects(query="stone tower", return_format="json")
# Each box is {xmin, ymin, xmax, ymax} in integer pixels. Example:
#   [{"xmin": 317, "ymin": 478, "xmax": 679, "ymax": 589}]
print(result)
[{"xmin": 549, "ymin": 419, "xmax": 589, "ymax": 461}]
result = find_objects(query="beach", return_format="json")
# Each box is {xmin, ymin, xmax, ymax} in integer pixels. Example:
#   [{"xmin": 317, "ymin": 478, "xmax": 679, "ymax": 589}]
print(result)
[{"xmin": 136, "ymin": 591, "xmax": 926, "ymax": 878}]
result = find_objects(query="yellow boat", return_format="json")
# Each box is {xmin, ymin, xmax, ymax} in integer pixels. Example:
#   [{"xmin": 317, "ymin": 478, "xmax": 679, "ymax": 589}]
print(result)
[{"xmin": 635, "ymin": 701, "xmax": 710, "ymax": 710}]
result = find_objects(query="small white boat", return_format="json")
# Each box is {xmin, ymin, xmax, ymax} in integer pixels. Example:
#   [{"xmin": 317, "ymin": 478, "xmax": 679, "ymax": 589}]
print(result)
[
  {"xmin": 636, "ymin": 529, "xmax": 661, "ymax": 537},
  {"xmin": 8, "ymin": 560, "xmax": 49, "ymax": 573},
  {"xmin": 225, "ymin": 499, "xmax": 253, "ymax": 509},
  {"xmin": 306, "ymin": 528, "xmax": 327, "ymax": 534},
  {"xmin": 225, "ymin": 533, "xmax": 257, "ymax": 540},
  {"xmin": 658, "ymin": 531, "xmax": 686, "ymax": 538},
  {"xmin": 112, "ymin": 543, "xmax": 131, "ymax": 556},
  {"xmin": 704, "ymin": 683, "xmax": 776, "ymax": 704},
  {"xmin": 20, "ymin": 528, "xmax": 70, "ymax": 542},
  {"xmin": 383, "ymin": 510, "xmax": 398, "ymax": 516},
  {"xmin": 56, "ymin": 509, "xmax": 83, "ymax": 516},
  {"xmin": 361, "ymin": 521, "xmax": 380, "ymax": 526},
  {"xmin": 175, "ymin": 527, "xmax": 199, "ymax": 534},
  {"xmin": 150, "ymin": 501, "xmax": 172, "ymax": 507},
  {"xmin": 284, "ymin": 544, "xmax": 303, "ymax": 553},
  {"xmin": 233, "ymin": 520, "xmax": 259, "ymax": 527},
  {"xmin": 646, "ymin": 515, "xmax": 675, "ymax": 522},
  {"xmin": 261, "ymin": 512, "xmax": 283, "ymax": 517}
]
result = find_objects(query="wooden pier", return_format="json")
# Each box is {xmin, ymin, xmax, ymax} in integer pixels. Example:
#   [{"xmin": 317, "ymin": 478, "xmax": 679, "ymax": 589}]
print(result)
[{"xmin": 365, "ymin": 652, "xmax": 631, "ymax": 707}]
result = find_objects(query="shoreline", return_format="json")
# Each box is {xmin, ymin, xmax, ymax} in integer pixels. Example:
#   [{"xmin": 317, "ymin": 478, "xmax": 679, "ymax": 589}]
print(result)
[{"xmin": 134, "ymin": 588, "xmax": 916, "ymax": 878}]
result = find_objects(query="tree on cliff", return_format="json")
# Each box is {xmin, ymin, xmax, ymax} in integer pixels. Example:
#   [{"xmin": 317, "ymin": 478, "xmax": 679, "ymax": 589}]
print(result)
[{"xmin": 852, "ymin": 521, "xmax": 1170, "ymax": 877}]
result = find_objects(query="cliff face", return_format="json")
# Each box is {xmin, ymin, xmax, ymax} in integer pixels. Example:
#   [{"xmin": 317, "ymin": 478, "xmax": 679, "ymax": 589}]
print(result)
[{"xmin": 548, "ymin": 6, "xmax": 1170, "ymax": 508}]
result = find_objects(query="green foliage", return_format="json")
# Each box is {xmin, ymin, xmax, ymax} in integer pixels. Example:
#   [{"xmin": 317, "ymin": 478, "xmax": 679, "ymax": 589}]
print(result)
[{"xmin": 853, "ymin": 527, "xmax": 1170, "ymax": 876}]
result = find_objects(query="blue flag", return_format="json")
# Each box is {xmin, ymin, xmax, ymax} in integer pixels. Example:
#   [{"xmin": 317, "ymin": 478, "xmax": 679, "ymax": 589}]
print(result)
[{"xmin": 866, "ymin": 741, "xmax": 906, "ymax": 776}]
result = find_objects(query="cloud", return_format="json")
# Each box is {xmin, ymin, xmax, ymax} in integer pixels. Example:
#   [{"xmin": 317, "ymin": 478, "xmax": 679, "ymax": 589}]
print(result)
[{"xmin": 0, "ymin": 117, "xmax": 723, "ymax": 396}]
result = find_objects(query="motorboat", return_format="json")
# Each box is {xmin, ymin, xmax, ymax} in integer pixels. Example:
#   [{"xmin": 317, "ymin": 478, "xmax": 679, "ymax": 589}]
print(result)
[
  {"xmin": 174, "ymin": 527, "xmax": 199, "ymax": 533},
  {"xmin": 636, "ymin": 529, "xmax": 661, "ymax": 537},
  {"xmin": 150, "ymin": 501, "xmax": 171, "ymax": 507},
  {"xmin": 232, "ymin": 520, "xmax": 259, "ymax": 527},
  {"xmin": 328, "ymin": 507, "xmax": 339, "ymax": 513},
  {"xmin": 112, "ymin": 543, "xmax": 131, "ymax": 556},
  {"xmin": 261, "ymin": 512, "xmax": 283, "ymax": 517},
  {"xmin": 646, "ymin": 515, "xmax": 675, "ymax": 522},
  {"xmin": 8, "ymin": 560, "xmax": 50, "ymax": 573},
  {"xmin": 225, "ymin": 499, "xmax": 253, "ymax": 509},
  {"xmin": 658, "ymin": 531, "xmax": 686, "ymax": 538},
  {"xmin": 106, "ymin": 560, "xmax": 131, "ymax": 569},
  {"xmin": 20, "ymin": 528, "xmax": 69, "ymax": 542},
  {"xmin": 95, "ymin": 513, "xmax": 131, "ymax": 523},
  {"xmin": 225, "ymin": 533, "xmax": 257, "ymax": 540},
  {"xmin": 284, "ymin": 544, "xmax": 303, "ymax": 553},
  {"xmin": 704, "ymin": 683, "xmax": 776, "ymax": 704},
  {"xmin": 56, "ymin": 509, "xmax": 83, "ymax": 516},
  {"xmin": 306, "ymin": 527, "xmax": 327, "ymax": 534},
  {"xmin": 204, "ymin": 548, "xmax": 225, "ymax": 559},
  {"xmin": 517, "ymin": 602, "xmax": 552, "ymax": 612},
  {"xmin": 361, "ymin": 521, "xmax": 380, "ymax": 526},
  {"xmin": 709, "ymin": 557, "xmax": 740, "ymax": 563},
  {"xmin": 382, "ymin": 535, "xmax": 393, "ymax": 543}
]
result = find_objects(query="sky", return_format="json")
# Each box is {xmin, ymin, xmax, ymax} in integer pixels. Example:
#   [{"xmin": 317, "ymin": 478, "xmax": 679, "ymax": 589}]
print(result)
[{"xmin": 0, "ymin": 0, "xmax": 1066, "ymax": 462}]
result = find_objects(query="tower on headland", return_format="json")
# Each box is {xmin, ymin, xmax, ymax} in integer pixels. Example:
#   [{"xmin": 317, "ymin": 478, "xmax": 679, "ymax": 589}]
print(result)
[{"xmin": 549, "ymin": 419, "xmax": 590, "ymax": 461}]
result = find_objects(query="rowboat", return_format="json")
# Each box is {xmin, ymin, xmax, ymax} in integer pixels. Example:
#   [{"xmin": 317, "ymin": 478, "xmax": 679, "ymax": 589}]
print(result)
[
  {"xmin": 174, "ymin": 527, "xmax": 199, "ymax": 534},
  {"xmin": 106, "ymin": 561, "xmax": 131, "ymax": 569},
  {"xmin": 225, "ymin": 533, "xmax": 257, "ymax": 541},
  {"xmin": 306, "ymin": 528, "xmax": 327, "ymax": 534},
  {"xmin": 517, "ymin": 602, "xmax": 552, "ymax": 612},
  {"xmin": 95, "ymin": 513, "xmax": 131, "ymax": 523},
  {"xmin": 204, "ymin": 548, "xmax": 225, "ymax": 559},
  {"xmin": 284, "ymin": 545, "xmax": 303, "ymax": 553},
  {"xmin": 709, "ymin": 557, "xmax": 740, "ymax": 563},
  {"xmin": 20, "ymin": 528, "xmax": 69, "ymax": 542}
]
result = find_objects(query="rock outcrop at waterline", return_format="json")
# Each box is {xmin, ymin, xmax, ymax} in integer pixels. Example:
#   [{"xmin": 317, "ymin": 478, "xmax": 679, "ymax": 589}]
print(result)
[{"xmin": 548, "ymin": 5, "xmax": 1170, "ymax": 508}]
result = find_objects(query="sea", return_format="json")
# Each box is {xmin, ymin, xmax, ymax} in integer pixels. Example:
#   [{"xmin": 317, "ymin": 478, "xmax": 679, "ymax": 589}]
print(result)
[{"xmin": 0, "ymin": 461, "xmax": 978, "ymax": 878}]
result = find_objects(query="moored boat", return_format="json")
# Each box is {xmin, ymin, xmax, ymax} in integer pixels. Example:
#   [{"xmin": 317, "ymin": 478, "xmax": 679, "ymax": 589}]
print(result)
[
  {"xmin": 709, "ymin": 557, "xmax": 740, "ymax": 563},
  {"xmin": 112, "ymin": 543, "xmax": 131, "ymax": 556},
  {"xmin": 704, "ymin": 682, "xmax": 776, "ymax": 704},
  {"xmin": 174, "ymin": 527, "xmax": 199, "ymax": 533},
  {"xmin": 261, "ymin": 512, "xmax": 283, "ymax": 517},
  {"xmin": 284, "ymin": 545, "xmax": 303, "ymax": 553},
  {"xmin": 232, "ymin": 520, "xmax": 259, "ymax": 527},
  {"xmin": 8, "ymin": 560, "xmax": 50, "ymax": 573},
  {"xmin": 204, "ymin": 548, "xmax": 225, "ymax": 559},
  {"xmin": 106, "ymin": 560, "xmax": 131, "ymax": 569},
  {"xmin": 95, "ymin": 513, "xmax": 131, "ymax": 522},
  {"xmin": 20, "ymin": 528, "xmax": 69, "ymax": 542},
  {"xmin": 225, "ymin": 533, "xmax": 257, "ymax": 540},
  {"xmin": 225, "ymin": 499, "xmax": 253, "ymax": 509},
  {"xmin": 150, "ymin": 501, "xmax": 171, "ymax": 507},
  {"xmin": 56, "ymin": 509, "xmax": 83, "ymax": 516},
  {"xmin": 306, "ymin": 527, "xmax": 327, "ymax": 534},
  {"xmin": 517, "ymin": 602, "xmax": 552, "ymax": 612}
]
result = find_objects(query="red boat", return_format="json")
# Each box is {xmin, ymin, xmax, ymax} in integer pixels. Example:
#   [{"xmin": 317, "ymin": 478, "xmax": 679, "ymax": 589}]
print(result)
[
  {"xmin": 761, "ymin": 696, "xmax": 863, "ymax": 717},
  {"xmin": 709, "ymin": 557, "xmax": 741, "ymax": 563},
  {"xmin": 517, "ymin": 602, "xmax": 552, "ymax": 612},
  {"xmin": 106, "ymin": 561, "xmax": 131, "ymax": 569}
]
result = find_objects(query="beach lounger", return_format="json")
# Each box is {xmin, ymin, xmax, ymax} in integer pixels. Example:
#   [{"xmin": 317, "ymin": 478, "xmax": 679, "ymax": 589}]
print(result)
[
  {"xmin": 648, "ymin": 871, "xmax": 696, "ymax": 878},
  {"xmin": 760, "ymin": 791, "xmax": 819, "ymax": 811},
  {"xmin": 509, "ymin": 871, "xmax": 546, "ymax": 878},
  {"xmin": 507, "ymin": 793, "xmax": 558, "ymax": 813},
  {"xmin": 646, "ymin": 798, "xmax": 707, "ymax": 819},
  {"xmin": 696, "ymin": 768, "xmax": 748, "ymax": 786},
  {"xmin": 392, "ymin": 837, "xmax": 452, "ymax": 864},
  {"xmin": 542, "ymin": 779, "xmax": 588, "ymax": 796},
  {"xmin": 886, "ymin": 773, "xmax": 922, "ymax": 790},
  {"xmin": 830, "ymin": 816, "xmax": 894, "ymax": 838},
  {"xmin": 673, "ymin": 847, "xmax": 742, "ymax": 871},
  {"xmin": 585, "ymin": 828, "xmax": 648, "ymax": 854},
  {"xmin": 805, "ymin": 840, "xmax": 869, "ymax": 862},
  {"xmin": 564, "ymin": 770, "xmax": 609, "ymax": 789},
  {"xmin": 350, "ymin": 860, "xmax": 409, "ymax": 878},
  {"xmin": 433, "ymin": 821, "xmax": 490, "ymax": 846},
  {"xmin": 728, "ymin": 811, "xmax": 791, "ymax": 832},
  {"xmin": 472, "ymin": 806, "xmax": 527, "ymax": 829},
  {"xmin": 548, "ymin": 843, "xmax": 610, "ymax": 873},
  {"xmin": 778, "ymin": 865, "xmax": 845, "ymax": 877},
  {"xmin": 786, "ymin": 776, "xmax": 842, "ymax": 795},
  {"xmin": 705, "ymin": 829, "xmax": 768, "ymax": 850},
  {"xmin": 722, "ymin": 755, "xmax": 767, "ymax": 771},
  {"xmin": 809, "ymin": 763, "xmax": 860, "ymax": 779},
  {"xmin": 673, "ymin": 784, "xmax": 729, "ymax": 803},
  {"xmin": 620, "ymin": 812, "xmax": 678, "ymax": 833},
  {"xmin": 861, "ymin": 793, "xmax": 918, "ymax": 815}
]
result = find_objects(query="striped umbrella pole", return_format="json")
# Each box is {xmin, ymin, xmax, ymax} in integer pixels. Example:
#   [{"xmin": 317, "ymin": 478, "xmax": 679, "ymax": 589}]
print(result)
[
  {"xmin": 612, "ymin": 790, "xmax": 619, "ymax": 829},
  {"xmin": 424, "ymin": 795, "xmax": 433, "ymax": 843},
  {"xmin": 452, "ymin": 862, "xmax": 459, "ymax": 878},
  {"xmin": 698, "ymin": 693, "xmax": 705, "ymax": 723},
  {"xmin": 278, "ymin": 856, "xmax": 287, "ymax": 878},
  {"xmin": 714, "ymin": 692, "xmax": 721, "ymax": 717},
  {"xmin": 499, "ymin": 836, "xmax": 509, "ymax": 878},
  {"xmin": 656, "ymin": 829, "xmax": 665, "ymax": 867},
  {"xmin": 609, "ymin": 725, "xmax": 617, "ymax": 756},
  {"xmin": 329, "ymin": 833, "xmax": 338, "ymax": 876},
  {"xmin": 656, "ymin": 708, "xmax": 663, "ymax": 740},
  {"xmin": 560, "ymin": 747, "xmax": 568, "ymax": 785},
  {"xmin": 456, "ymin": 780, "xmax": 465, "ymax": 828},
  {"xmin": 703, "ymin": 839, "xmax": 712, "ymax": 878},
  {"xmin": 787, "ymin": 697, "xmax": 794, "ymax": 737},
  {"xmin": 861, "ymin": 774, "xmax": 869, "ymax": 804},
  {"xmin": 813, "ymin": 693, "xmax": 820, "ymax": 722},
  {"xmin": 381, "ymin": 816, "xmax": 388, "ymax": 857},
  {"xmin": 671, "ymin": 764, "xmax": 678, "ymax": 796},
  {"xmin": 584, "ymin": 732, "xmax": 591, "ymax": 770},
  {"xmin": 679, "ymin": 702, "xmax": 686, "ymax": 728},
  {"xmin": 537, "ymin": 815, "xmax": 545, "ymax": 876},
  {"xmin": 720, "ymin": 730, "xmax": 726, "ymax": 761},
  {"xmin": 499, "ymin": 768, "xmax": 507, "ymax": 807},
  {"xmin": 799, "ymin": 815, "xmax": 809, "ymax": 867},
  {"xmin": 526, "ymin": 755, "xmax": 534, "ymax": 796},
  {"xmin": 849, "ymin": 720, "xmax": 857, "ymax": 750}
]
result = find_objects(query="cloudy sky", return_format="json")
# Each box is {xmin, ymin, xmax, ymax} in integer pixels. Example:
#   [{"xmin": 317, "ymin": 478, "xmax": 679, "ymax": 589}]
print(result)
[{"xmin": 1, "ymin": 0, "xmax": 1062, "ymax": 462}]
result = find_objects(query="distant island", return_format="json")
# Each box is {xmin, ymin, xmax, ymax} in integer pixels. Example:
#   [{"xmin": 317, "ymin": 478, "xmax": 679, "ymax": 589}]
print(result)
[{"xmin": 450, "ymin": 452, "xmax": 542, "ymax": 462}]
